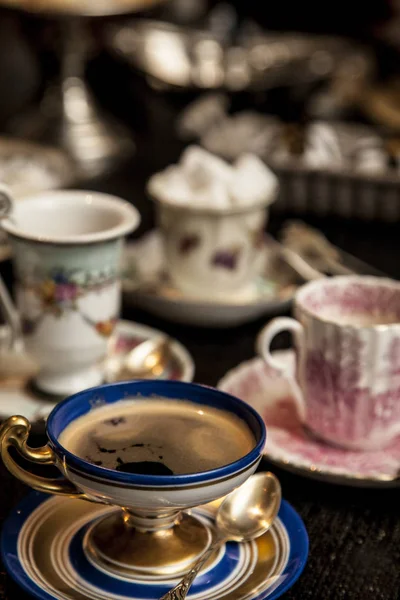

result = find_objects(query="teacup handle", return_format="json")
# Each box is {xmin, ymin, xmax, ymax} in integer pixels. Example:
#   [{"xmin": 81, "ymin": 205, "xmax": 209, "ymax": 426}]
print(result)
[
  {"xmin": 0, "ymin": 184, "xmax": 13, "ymax": 220},
  {"xmin": 0, "ymin": 415, "xmax": 84, "ymax": 498},
  {"xmin": 0, "ymin": 185, "xmax": 23, "ymax": 351},
  {"xmin": 257, "ymin": 317, "xmax": 307, "ymax": 422}
]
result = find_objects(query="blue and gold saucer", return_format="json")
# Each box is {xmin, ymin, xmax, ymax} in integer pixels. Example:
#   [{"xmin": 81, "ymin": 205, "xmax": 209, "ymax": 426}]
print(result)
[{"xmin": 1, "ymin": 491, "xmax": 308, "ymax": 600}]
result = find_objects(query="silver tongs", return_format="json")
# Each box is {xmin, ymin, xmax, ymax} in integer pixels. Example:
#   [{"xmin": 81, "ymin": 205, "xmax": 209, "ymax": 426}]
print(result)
[{"xmin": 279, "ymin": 220, "xmax": 386, "ymax": 279}]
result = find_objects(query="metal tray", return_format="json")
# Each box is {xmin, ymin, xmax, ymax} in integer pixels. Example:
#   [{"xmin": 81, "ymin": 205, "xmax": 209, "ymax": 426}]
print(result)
[
  {"xmin": 108, "ymin": 20, "xmax": 371, "ymax": 92},
  {"xmin": 272, "ymin": 160, "xmax": 400, "ymax": 222}
]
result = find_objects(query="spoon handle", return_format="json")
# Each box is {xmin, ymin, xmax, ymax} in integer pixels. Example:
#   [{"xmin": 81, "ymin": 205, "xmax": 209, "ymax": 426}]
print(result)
[
  {"xmin": 0, "ymin": 275, "xmax": 22, "ymax": 351},
  {"xmin": 160, "ymin": 538, "xmax": 224, "ymax": 600}
]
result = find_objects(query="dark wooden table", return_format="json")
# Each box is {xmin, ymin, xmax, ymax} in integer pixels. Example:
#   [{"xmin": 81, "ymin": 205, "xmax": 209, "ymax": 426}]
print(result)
[{"xmin": 1, "ymin": 52, "xmax": 400, "ymax": 600}]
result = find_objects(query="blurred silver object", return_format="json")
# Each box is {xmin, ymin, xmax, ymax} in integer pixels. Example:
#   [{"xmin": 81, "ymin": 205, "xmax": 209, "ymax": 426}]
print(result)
[
  {"xmin": 3, "ymin": 0, "xmax": 166, "ymax": 177},
  {"xmin": 0, "ymin": 275, "xmax": 22, "ymax": 353},
  {"xmin": 106, "ymin": 336, "xmax": 173, "ymax": 381},
  {"xmin": 200, "ymin": 111, "xmax": 282, "ymax": 161},
  {"xmin": 265, "ymin": 236, "xmax": 324, "ymax": 282},
  {"xmin": 177, "ymin": 93, "xmax": 229, "ymax": 139},
  {"xmin": 0, "ymin": 138, "xmax": 75, "ymax": 197},
  {"xmin": 108, "ymin": 20, "xmax": 374, "ymax": 92},
  {"xmin": 0, "ymin": 0, "xmax": 164, "ymax": 17},
  {"xmin": 274, "ymin": 160, "xmax": 400, "ymax": 222},
  {"xmin": 165, "ymin": 0, "xmax": 208, "ymax": 24},
  {"xmin": 0, "ymin": 278, "xmax": 38, "ymax": 385},
  {"xmin": 0, "ymin": 138, "xmax": 75, "ymax": 260},
  {"xmin": 280, "ymin": 221, "xmax": 386, "ymax": 278}
]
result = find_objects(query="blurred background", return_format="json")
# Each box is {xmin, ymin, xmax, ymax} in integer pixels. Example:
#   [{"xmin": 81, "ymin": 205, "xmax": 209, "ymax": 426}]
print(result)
[
  {"xmin": 2, "ymin": 7, "xmax": 400, "ymax": 600},
  {"xmin": 0, "ymin": 0, "xmax": 400, "ymax": 254}
]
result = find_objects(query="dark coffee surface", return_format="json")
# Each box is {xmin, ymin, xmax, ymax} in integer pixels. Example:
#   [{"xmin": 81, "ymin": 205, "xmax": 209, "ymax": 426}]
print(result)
[
  {"xmin": 59, "ymin": 399, "xmax": 255, "ymax": 476},
  {"xmin": 1, "ymin": 35, "xmax": 400, "ymax": 600}
]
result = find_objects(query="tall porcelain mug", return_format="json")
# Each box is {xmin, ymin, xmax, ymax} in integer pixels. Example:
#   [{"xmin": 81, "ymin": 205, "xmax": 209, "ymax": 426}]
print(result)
[
  {"xmin": 257, "ymin": 276, "xmax": 400, "ymax": 451},
  {"xmin": 0, "ymin": 188, "xmax": 140, "ymax": 397}
]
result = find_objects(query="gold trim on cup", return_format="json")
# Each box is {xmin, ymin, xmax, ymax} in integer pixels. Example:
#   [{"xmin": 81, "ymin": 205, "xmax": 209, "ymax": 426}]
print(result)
[{"xmin": 0, "ymin": 415, "xmax": 84, "ymax": 498}]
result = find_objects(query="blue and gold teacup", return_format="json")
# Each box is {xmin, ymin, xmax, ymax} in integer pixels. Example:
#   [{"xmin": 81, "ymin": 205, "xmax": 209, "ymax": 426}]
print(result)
[{"xmin": 0, "ymin": 380, "xmax": 266, "ymax": 577}]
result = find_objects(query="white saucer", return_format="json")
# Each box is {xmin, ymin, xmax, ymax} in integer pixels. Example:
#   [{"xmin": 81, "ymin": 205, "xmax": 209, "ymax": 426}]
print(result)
[
  {"xmin": 218, "ymin": 350, "xmax": 400, "ymax": 487},
  {"xmin": 122, "ymin": 231, "xmax": 296, "ymax": 327},
  {"xmin": 0, "ymin": 320, "xmax": 194, "ymax": 422}
]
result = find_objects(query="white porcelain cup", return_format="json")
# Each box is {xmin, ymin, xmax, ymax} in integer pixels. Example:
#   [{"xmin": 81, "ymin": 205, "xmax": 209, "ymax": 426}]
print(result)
[
  {"xmin": 153, "ymin": 198, "xmax": 273, "ymax": 301},
  {"xmin": 257, "ymin": 276, "xmax": 400, "ymax": 451},
  {"xmin": 1, "ymin": 189, "xmax": 140, "ymax": 397}
]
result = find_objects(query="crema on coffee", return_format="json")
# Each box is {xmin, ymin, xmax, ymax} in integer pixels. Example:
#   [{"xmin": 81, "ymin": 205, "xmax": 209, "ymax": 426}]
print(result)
[{"xmin": 59, "ymin": 398, "xmax": 256, "ymax": 476}]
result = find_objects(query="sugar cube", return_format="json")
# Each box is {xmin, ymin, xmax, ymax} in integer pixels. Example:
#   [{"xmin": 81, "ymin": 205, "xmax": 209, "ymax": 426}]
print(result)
[
  {"xmin": 181, "ymin": 145, "xmax": 234, "ymax": 188},
  {"xmin": 230, "ymin": 154, "xmax": 278, "ymax": 206},
  {"xmin": 148, "ymin": 166, "xmax": 193, "ymax": 205}
]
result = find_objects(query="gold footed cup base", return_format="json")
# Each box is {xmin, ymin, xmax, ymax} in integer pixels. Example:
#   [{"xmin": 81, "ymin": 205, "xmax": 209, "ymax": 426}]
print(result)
[{"xmin": 84, "ymin": 509, "xmax": 214, "ymax": 577}]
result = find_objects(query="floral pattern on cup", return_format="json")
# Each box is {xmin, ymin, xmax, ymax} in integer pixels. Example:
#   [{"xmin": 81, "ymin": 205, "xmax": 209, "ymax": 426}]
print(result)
[
  {"xmin": 22, "ymin": 315, "xmax": 117, "ymax": 338},
  {"xmin": 179, "ymin": 234, "xmax": 201, "ymax": 255},
  {"xmin": 304, "ymin": 346, "xmax": 400, "ymax": 444},
  {"xmin": 211, "ymin": 247, "xmax": 241, "ymax": 270},
  {"xmin": 20, "ymin": 267, "xmax": 118, "ymax": 336},
  {"xmin": 94, "ymin": 318, "xmax": 118, "ymax": 338},
  {"xmin": 301, "ymin": 280, "xmax": 400, "ymax": 320},
  {"xmin": 154, "ymin": 199, "xmax": 271, "ymax": 301}
]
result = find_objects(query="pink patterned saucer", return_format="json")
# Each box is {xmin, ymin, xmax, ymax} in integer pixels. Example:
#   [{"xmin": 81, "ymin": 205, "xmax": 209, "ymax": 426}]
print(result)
[{"xmin": 218, "ymin": 351, "xmax": 400, "ymax": 487}]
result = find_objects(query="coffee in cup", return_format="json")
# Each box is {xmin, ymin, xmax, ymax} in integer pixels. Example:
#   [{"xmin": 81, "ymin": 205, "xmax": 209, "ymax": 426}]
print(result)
[
  {"xmin": 0, "ymin": 380, "xmax": 266, "ymax": 577},
  {"xmin": 59, "ymin": 397, "xmax": 256, "ymax": 476}
]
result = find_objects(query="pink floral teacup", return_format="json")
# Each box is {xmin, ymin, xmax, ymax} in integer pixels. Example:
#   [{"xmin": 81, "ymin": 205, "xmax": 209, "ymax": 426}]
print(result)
[
  {"xmin": 257, "ymin": 276, "xmax": 400, "ymax": 450},
  {"xmin": 1, "ymin": 189, "xmax": 139, "ymax": 397}
]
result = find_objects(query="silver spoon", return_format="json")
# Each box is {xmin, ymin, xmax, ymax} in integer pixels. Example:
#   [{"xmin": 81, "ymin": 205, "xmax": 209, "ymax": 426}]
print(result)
[
  {"xmin": 0, "ymin": 276, "xmax": 22, "ymax": 353},
  {"xmin": 266, "ymin": 235, "xmax": 324, "ymax": 282},
  {"xmin": 0, "ymin": 189, "xmax": 37, "ymax": 378},
  {"xmin": 105, "ymin": 336, "xmax": 172, "ymax": 381},
  {"xmin": 124, "ymin": 336, "xmax": 171, "ymax": 377},
  {"xmin": 160, "ymin": 472, "xmax": 281, "ymax": 600},
  {"xmin": 0, "ymin": 186, "xmax": 20, "ymax": 350}
]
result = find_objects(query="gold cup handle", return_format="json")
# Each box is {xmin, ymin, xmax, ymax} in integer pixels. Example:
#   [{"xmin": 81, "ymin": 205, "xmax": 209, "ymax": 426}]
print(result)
[{"xmin": 0, "ymin": 415, "xmax": 84, "ymax": 498}]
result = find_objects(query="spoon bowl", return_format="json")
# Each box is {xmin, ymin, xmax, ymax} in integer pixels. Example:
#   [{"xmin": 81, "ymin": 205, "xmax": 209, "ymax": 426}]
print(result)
[
  {"xmin": 124, "ymin": 336, "xmax": 171, "ymax": 377},
  {"xmin": 105, "ymin": 336, "xmax": 172, "ymax": 382},
  {"xmin": 160, "ymin": 472, "xmax": 281, "ymax": 600},
  {"xmin": 216, "ymin": 471, "xmax": 282, "ymax": 542}
]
